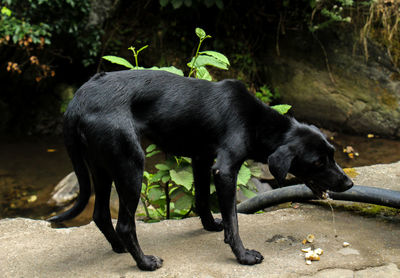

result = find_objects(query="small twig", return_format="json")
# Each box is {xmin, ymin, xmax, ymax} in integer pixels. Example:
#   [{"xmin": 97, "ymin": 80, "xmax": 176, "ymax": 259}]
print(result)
[
  {"xmin": 276, "ymin": 12, "xmax": 283, "ymax": 57},
  {"xmin": 312, "ymin": 33, "xmax": 336, "ymax": 85},
  {"xmin": 326, "ymin": 199, "xmax": 338, "ymax": 238}
]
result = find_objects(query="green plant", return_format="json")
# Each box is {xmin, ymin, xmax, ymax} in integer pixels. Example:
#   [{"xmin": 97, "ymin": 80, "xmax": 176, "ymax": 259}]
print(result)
[
  {"xmin": 102, "ymin": 45, "xmax": 184, "ymax": 76},
  {"xmin": 1, "ymin": 5, "xmax": 53, "ymax": 79},
  {"xmin": 140, "ymin": 145, "xmax": 259, "ymax": 221},
  {"xmin": 102, "ymin": 28, "xmax": 229, "ymax": 80},
  {"xmin": 1, "ymin": 0, "xmax": 100, "ymax": 66},
  {"xmin": 255, "ymin": 85, "xmax": 278, "ymax": 104},
  {"xmin": 101, "ymin": 27, "xmax": 290, "ymax": 222},
  {"xmin": 140, "ymin": 148, "xmax": 195, "ymax": 221},
  {"xmin": 188, "ymin": 28, "xmax": 230, "ymax": 80},
  {"xmin": 255, "ymin": 85, "xmax": 292, "ymax": 114},
  {"xmin": 0, "ymin": 6, "xmax": 51, "ymax": 45},
  {"xmin": 308, "ymin": 0, "xmax": 353, "ymax": 32}
]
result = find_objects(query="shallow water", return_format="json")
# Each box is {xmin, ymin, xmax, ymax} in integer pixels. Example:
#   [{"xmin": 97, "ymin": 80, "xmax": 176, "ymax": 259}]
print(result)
[
  {"xmin": 0, "ymin": 133, "xmax": 399, "ymax": 224},
  {"xmin": 0, "ymin": 136, "xmax": 71, "ymax": 220}
]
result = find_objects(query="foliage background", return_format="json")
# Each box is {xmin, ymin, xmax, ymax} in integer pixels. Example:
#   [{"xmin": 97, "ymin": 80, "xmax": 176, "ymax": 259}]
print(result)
[{"xmin": 0, "ymin": 0, "xmax": 399, "ymax": 134}]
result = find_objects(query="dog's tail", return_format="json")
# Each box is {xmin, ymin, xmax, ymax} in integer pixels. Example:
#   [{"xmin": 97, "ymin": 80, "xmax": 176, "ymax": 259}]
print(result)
[{"xmin": 48, "ymin": 118, "xmax": 91, "ymax": 223}]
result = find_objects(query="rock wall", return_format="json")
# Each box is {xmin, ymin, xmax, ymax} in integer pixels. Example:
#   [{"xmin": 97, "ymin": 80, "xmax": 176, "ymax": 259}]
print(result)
[{"xmin": 266, "ymin": 32, "xmax": 400, "ymax": 138}]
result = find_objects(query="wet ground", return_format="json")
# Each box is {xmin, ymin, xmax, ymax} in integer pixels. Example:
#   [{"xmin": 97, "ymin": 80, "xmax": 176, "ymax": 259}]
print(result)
[{"xmin": 1, "ymin": 133, "xmax": 400, "ymax": 224}]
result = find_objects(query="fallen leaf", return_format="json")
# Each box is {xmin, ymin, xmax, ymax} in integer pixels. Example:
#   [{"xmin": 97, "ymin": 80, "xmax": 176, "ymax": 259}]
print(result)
[
  {"xmin": 343, "ymin": 168, "xmax": 359, "ymax": 178},
  {"xmin": 27, "ymin": 195, "xmax": 37, "ymax": 203},
  {"xmin": 306, "ymin": 234, "xmax": 315, "ymax": 243}
]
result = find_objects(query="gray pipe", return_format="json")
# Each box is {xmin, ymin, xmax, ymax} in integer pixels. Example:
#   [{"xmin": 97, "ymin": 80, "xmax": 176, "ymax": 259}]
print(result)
[{"xmin": 237, "ymin": 184, "xmax": 400, "ymax": 214}]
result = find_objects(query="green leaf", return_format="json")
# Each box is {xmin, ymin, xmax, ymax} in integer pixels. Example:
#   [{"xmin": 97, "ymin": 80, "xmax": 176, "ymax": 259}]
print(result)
[
  {"xmin": 148, "ymin": 187, "xmax": 164, "ymax": 202},
  {"xmin": 239, "ymin": 184, "xmax": 257, "ymax": 198},
  {"xmin": 170, "ymin": 168, "xmax": 194, "ymax": 190},
  {"xmin": 195, "ymin": 67, "xmax": 212, "ymax": 81},
  {"xmin": 150, "ymin": 170, "xmax": 169, "ymax": 183},
  {"xmin": 174, "ymin": 192, "xmax": 193, "ymax": 210},
  {"xmin": 210, "ymin": 183, "xmax": 216, "ymax": 194},
  {"xmin": 1, "ymin": 6, "xmax": 12, "ymax": 16},
  {"xmin": 237, "ymin": 164, "xmax": 251, "ymax": 186},
  {"xmin": 181, "ymin": 157, "xmax": 192, "ymax": 164},
  {"xmin": 155, "ymin": 163, "xmax": 171, "ymax": 171},
  {"xmin": 158, "ymin": 66, "xmax": 184, "ymax": 76},
  {"xmin": 146, "ymin": 150, "xmax": 161, "ymax": 158},
  {"xmin": 188, "ymin": 55, "xmax": 229, "ymax": 70},
  {"xmin": 162, "ymin": 175, "xmax": 171, "ymax": 183},
  {"xmin": 171, "ymin": 0, "xmax": 183, "ymax": 9},
  {"xmin": 146, "ymin": 144, "xmax": 157, "ymax": 153},
  {"xmin": 102, "ymin": 56, "xmax": 134, "ymax": 69},
  {"xmin": 195, "ymin": 27, "xmax": 206, "ymax": 39},
  {"xmin": 271, "ymin": 104, "xmax": 292, "ymax": 115},
  {"xmin": 143, "ymin": 171, "xmax": 151, "ymax": 180},
  {"xmin": 199, "ymin": 51, "xmax": 230, "ymax": 66},
  {"xmin": 159, "ymin": 0, "xmax": 169, "ymax": 7},
  {"xmin": 137, "ymin": 45, "xmax": 149, "ymax": 53}
]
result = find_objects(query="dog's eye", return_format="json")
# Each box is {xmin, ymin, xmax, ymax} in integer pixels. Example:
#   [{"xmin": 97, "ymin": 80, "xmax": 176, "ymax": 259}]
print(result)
[{"xmin": 313, "ymin": 159, "xmax": 324, "ymax": 168}]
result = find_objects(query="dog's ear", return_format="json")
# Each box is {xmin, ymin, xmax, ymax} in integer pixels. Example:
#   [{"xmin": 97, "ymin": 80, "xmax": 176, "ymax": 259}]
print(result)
[{"xmin": 268, "ymin": 145, "xmax": 295, "ymax": 186}]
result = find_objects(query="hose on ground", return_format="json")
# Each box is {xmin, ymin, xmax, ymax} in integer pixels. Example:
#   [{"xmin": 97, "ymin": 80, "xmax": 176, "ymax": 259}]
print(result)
[{"xmin": 237, "ymin": 184, "xmax": 400, "ymax": 214}]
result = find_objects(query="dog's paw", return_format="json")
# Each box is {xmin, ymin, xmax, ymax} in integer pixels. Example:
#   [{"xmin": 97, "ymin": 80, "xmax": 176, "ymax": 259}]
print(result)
[
  {"xmin": 137, "ymin": 255, "xmax": 163, "ymax": 271},
  {"xmin": 237, "ymin": 249, "xmax": 264, "ymax": 265},
  {"xmin": 203, "ymin": 218, "xmax": 224, "ymax": 232}
]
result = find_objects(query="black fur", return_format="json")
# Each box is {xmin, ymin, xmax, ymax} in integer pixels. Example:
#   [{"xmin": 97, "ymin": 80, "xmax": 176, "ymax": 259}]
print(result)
[{"xmin": 48, "ymin": 70, "xmax": 353, "ymax": 271}]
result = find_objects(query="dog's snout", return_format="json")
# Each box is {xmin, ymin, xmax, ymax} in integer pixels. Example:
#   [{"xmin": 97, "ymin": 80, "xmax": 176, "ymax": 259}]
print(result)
[
  {"xmin": 333, "ymin": 175, "xmax": 353, "ymax": 192},
  {"xmin": 343, "ymin": 178, "xmax": 353, "ymax": 190}
]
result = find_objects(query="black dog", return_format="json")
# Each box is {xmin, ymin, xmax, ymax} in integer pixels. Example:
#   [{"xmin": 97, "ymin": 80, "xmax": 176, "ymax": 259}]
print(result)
[{"xmin": 49, "ymin": 70, "xmax": 353, "ymax": 271}]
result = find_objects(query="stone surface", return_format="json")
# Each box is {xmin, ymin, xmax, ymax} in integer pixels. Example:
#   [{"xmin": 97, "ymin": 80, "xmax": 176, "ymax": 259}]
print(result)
[
  {"xmin": 355, "ymin": 263, "xmax": 400, "ymax": 278},
  {"xmin": 2, "ymin": 208, "xmax": 400, "ymax": 278},
  {"xmin": 301, "ymin": 268, "xmax": 354, "ymax": 278},
  {"xmin": 352, "ymin": 161, "xmax": 400, "ymax": 191},
  {"xmin": 2, "ymin": 161, "xmax": 400, "ymax": 277}
]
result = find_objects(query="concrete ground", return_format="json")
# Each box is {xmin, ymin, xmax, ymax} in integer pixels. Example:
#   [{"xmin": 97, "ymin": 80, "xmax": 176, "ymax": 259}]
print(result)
[{"xmin": 1, "ymin": 161, "xmax": 400, "ymax": 278}]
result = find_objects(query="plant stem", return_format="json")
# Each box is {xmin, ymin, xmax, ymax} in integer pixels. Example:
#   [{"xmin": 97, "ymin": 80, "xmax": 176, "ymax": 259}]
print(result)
[
  {"xmin": 141, "ymin": 196, "xmax": 151, "ymax": 219},
  {"xmin": 189, "ymin": 38, "xmax": 205, "ymax": 77},
  {"xmin": 165, "ymin": 182, "xmax": 171, "ymax": 219},
  {"xmin": 134, "ymin": 52, "xmax": 139, "ymax": 69}
]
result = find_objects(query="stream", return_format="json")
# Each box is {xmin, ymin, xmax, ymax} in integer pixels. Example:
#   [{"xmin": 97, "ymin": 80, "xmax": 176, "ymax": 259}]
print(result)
[{"xmin": 1, "ymin": 133, "xmax": 400, "ymax": 225}]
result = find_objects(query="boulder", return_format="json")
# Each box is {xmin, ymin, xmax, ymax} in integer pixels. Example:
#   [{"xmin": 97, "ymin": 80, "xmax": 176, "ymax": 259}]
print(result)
[
  {"xmin": 267, "ymin": 32, "xmax": 400, "ymax": 138},
  {"xmin": 48, "ymin": 172, "xmax": 79, "ymax": 206}
]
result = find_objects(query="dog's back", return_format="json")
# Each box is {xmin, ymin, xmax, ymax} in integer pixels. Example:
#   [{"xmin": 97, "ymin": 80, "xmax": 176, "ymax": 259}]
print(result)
[{"xmin": 65, "ymin": 70, "xmax": 266, "ymax": 156}]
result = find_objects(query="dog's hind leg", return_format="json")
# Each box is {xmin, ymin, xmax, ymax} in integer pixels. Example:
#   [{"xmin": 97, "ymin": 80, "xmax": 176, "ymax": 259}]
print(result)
[
  {"xmin": 90, "ymin": 164, "xmax": 126, "ymax": 253},
  {"xmin": 192, "ymin": 156, "xmax": 223, "ymax": 232},
  {"xmin": 111, "ymin": 130, "xmax": 163, "ymax": 271}
]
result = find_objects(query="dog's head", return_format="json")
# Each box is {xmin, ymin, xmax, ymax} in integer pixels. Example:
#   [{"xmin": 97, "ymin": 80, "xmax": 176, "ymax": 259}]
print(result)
[{"xmin": 268, "ymin": 120, "xmax": 353, "ymax": 198}]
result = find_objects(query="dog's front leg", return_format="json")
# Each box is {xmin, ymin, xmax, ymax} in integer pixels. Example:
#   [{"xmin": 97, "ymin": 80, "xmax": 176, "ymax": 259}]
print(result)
[{"xmin": 212, "ymin": 156, "xmax": 264, "ymax": 265}]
